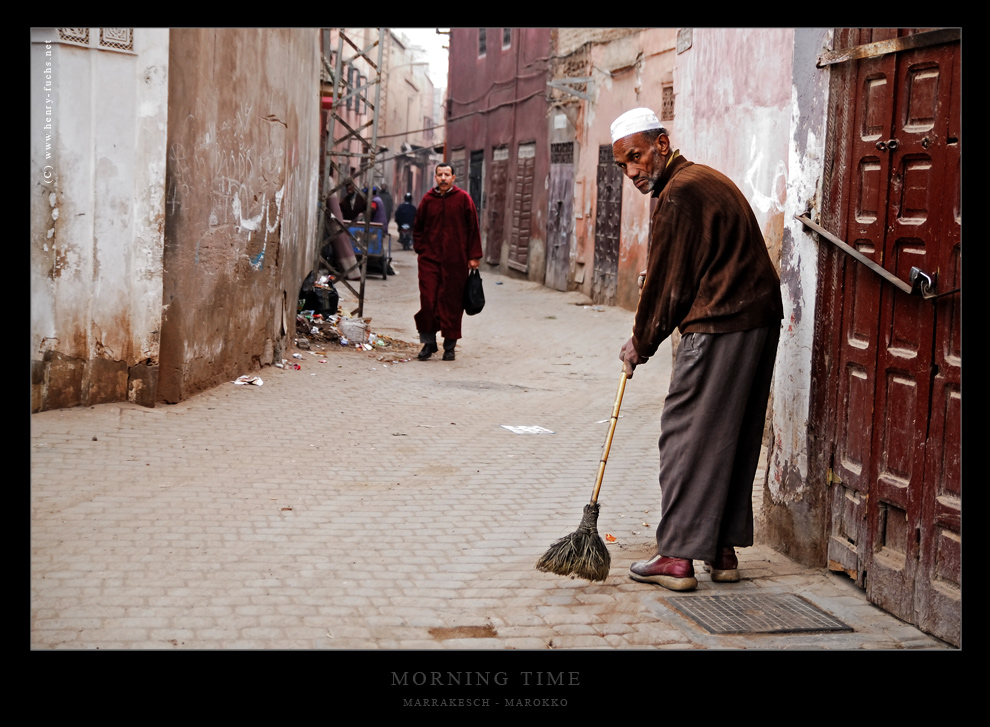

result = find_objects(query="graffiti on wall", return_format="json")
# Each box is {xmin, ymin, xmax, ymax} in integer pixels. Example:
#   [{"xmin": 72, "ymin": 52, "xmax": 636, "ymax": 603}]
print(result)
[{"xmin": 167, "ymin": 100, "xmax": 288, "ymax": 270}]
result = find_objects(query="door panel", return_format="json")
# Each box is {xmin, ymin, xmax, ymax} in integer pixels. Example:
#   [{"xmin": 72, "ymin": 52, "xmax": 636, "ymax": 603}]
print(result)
[
  {"xmin": 827, "ymin": 41, "xmax": 894, "ymax": 583},
  {"xmin": 915, "ymin": 38, "xmax": 961, "ymax": 644},
  {"xmin": 592, "ymin": 145, "xmax": 621, "ymax": 306},
  {"xmin": 545, "ymin": 142, "xmax": 574, "ymax": 292},
  {"xmin": 486, "ymin": 150, "xmax": 508, "ymax": 265},
  {"xmin": 508, "ymin": 143, "xmax": 535, "ymax": 272},
  {"xmin": 866, "ymin": 37, "xmax": 953, "ymax": 629},
  {"xmin": 824, "ymin": 29, "xmax": 961, "ymax": 645},
  {"xmin": 469, "ymin": 150, "xmax": 483, "ymax": 221}
]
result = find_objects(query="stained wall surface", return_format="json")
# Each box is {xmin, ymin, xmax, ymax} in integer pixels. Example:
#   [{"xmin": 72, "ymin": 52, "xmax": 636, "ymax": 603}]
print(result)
[
  {"xmin": 30, "ymin": 28, "xmax": 170, "ymax": 411},
  {"xmin": 159, "ymin": 28, "xmax": 321, "ymax": 403}
]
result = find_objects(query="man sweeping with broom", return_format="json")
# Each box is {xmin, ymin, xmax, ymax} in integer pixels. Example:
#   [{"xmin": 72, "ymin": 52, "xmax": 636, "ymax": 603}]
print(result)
[
  {"xmin": 612, "ymin": 108, "xmax": 783, "ymax": 591},
  {"xmin": 538, "ymin": 108, "xmax": 783, "ymax": 589}
]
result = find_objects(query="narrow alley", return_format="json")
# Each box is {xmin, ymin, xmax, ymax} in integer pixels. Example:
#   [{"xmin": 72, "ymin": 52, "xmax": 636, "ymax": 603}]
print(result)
[{"xmin": 31, "ymin": 244, "xmax": 952, "ymax": 663}]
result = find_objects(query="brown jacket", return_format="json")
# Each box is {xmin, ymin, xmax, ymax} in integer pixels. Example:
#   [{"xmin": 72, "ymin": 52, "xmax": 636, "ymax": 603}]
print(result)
[{"xmin": 632, "ymin": 154, "xmax": 783, "ymax": 359}]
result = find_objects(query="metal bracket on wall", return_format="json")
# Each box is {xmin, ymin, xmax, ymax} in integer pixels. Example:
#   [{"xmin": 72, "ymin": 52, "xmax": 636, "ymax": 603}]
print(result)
[
  {"xmin": 547, "ymin": 77, "xmax": 593, "ymax": 101},
  {"xmin": 797, "ymin": 214, "xmax": 958, "ymax": 300}
]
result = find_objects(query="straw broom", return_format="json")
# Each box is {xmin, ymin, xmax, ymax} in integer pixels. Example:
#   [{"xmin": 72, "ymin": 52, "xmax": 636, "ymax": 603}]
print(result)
[{"xmin": 536, "ymin": 368, "xmax": 628, "ymax": 582}]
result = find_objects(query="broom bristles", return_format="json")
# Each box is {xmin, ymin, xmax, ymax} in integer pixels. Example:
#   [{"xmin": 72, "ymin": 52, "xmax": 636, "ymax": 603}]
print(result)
[{"xmin": 535, "ymin": 502, "xmax": 611, "ymax": 582}]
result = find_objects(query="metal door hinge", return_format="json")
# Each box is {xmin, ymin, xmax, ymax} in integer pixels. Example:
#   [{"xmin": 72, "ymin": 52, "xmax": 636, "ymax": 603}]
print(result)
[{"xmin": 827, "ymin": 468, "xmax": 843, "ymax": 487}]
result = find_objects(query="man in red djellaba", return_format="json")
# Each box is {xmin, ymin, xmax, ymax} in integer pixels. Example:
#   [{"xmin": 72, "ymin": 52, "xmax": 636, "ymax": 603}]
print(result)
[{"xmin": 413, "ymin": 163, "xmax": 483, "ymax": 361}]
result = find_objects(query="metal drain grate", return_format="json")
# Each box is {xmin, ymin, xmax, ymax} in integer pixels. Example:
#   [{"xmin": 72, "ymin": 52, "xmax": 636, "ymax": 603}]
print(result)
[{"xmin": 664, "ymin": 594, "xmax": 852, "ymax": 635}]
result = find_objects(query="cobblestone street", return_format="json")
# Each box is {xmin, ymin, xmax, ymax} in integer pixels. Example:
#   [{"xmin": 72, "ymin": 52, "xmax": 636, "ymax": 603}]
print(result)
[{"xmin": 31, "ymin": 246, "xmax": 952, "ymax": 662}]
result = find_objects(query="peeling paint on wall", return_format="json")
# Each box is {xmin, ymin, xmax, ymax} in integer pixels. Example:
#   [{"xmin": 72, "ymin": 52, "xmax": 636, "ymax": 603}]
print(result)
[
  {"xmin": 744, "ymin": 135, "xmax": 788, "ymax": 217},
  {"xmin": 767, "ymin": 85, "xmax": 824, "ymax": 499},
  {"xmin": 758, "ymin": 28, "xmax": 833, "ymax": 565}
]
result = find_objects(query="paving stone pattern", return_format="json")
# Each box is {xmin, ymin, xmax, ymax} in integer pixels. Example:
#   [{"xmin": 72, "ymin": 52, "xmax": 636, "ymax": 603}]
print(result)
[{"xmin": 31, "ymin": 248, "xmax": 952, "ymax": 651}]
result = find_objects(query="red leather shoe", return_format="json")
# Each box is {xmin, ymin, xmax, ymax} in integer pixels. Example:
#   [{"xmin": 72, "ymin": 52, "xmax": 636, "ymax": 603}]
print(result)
[
  {"xmin": 628, "ymin": 555, "xmax": 698, "ymax": 591},
  {"xmin": 703, "ymin": 546, "xmax": 740, "ymax": 582}
]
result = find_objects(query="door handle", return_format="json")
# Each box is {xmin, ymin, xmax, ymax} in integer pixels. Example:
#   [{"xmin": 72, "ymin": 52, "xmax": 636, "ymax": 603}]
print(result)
[{"xmin": 797, "ymin": 214, "xmax": 956, "ymax": 299}]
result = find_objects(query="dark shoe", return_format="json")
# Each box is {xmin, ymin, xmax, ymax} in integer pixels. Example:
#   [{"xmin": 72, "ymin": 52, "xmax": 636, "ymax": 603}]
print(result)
[
  {"xmin": 628, "ymin": 555, "xmax": 697, "ymax": 591},
  {"xmin": 442, "ymin": 350, "xmax": 455, "ymax": 361},
  {"xmin": 442, "ymin": 338, "xmax": 456, "ymax": 361},
  {"xmin": 703, "ymin": 546, "xmax": 740, "ymax": 582},
  {"xmin": 417, "ymin": 343, "xmax": 438, "ymax": 360}
]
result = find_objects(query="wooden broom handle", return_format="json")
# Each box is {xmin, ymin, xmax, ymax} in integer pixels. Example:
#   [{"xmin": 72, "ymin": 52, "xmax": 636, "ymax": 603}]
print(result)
[{"xmin": 590, "ymin": 368, "xmax": 628, "ymax": 504}]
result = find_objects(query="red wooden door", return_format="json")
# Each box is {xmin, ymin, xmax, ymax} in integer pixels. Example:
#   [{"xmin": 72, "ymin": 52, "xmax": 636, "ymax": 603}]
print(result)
[{"xmin": 825, "ymin": 29, "xmax": 960, "ymax": 645}]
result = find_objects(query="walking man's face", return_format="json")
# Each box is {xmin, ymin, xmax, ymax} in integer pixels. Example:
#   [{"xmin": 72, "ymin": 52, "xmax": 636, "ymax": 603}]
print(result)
[{"xmin": 435, "ymin": 165, "xmax": 455, "ymax": 193}]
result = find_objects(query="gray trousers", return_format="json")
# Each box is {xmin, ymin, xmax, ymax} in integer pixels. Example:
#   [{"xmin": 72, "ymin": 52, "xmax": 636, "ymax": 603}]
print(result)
[{"xmin": 654, "ymin": 325, "xmax": 780, "ymax": 562}]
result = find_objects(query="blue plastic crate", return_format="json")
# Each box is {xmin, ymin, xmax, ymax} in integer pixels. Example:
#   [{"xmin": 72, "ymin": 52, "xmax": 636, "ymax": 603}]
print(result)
[{"xmin": 349, "ymin": 225, "xmax": 385, "ymax": 255}]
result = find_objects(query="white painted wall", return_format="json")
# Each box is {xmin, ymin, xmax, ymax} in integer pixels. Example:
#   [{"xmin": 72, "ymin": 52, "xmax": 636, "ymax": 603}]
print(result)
[
  {"xmin": 673, "ymin": 28, "xmax": 793, "ymax": 246},
  {"xmin": 31, "ymin": 28, "xmax": 169, "ymax": 406},
  {"xmin": 767, "ymin": 29, "xmax": 832, "ymax": 506},
  {"xmin": 670, "ymin": 28, "xmax": 835, "ymax": 547}
]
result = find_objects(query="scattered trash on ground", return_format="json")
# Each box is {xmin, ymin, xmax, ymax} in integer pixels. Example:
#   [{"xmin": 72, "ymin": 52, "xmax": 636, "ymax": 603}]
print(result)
[
  {"xmin": 292, "ymin": 295, "xmax": 420, "ymax": 365},
  {"xmin": 232, "ymin": 375, "xmax": 264, "ymax": 386},
  {"xmin": 500, "ymin": 425, "xmax": 555, "ymax": 434},
  {"xmin": 338, "ymin": 316, "xmax": 370, "ymax": 342},
  {"xmin": 299, "ymin": 270, "xmax": 339, "ymax": 318}
]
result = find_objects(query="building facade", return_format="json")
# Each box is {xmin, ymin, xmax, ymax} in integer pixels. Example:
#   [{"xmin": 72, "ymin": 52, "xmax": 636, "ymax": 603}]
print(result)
[
  {"xmin": 31, "ymin": 28, "xmax": 322, "ymax": 409},
  {"xmin": 446, "ymin": 28, "xmax": 552, "ymax": 281},
  {"xmin": 380, "ymin": 30, "xmax": 439, "ymax": 207}
]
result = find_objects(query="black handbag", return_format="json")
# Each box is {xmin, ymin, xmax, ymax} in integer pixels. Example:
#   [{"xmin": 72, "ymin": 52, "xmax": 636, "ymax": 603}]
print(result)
[{"xmin": 463, "ymin": 268, "xmax": 485, "ymax": 315}]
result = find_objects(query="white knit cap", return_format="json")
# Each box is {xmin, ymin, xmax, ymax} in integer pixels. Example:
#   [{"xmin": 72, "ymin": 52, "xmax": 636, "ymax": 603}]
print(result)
[{"xmin": 610, "ymin": 107, "xmax": 663, "ymax": 144}]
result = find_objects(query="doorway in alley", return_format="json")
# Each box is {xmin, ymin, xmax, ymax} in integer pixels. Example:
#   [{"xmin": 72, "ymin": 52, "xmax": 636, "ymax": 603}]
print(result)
[{"xmin": 816, "ymin": 28, "xmax": 960, "ymax": 646}]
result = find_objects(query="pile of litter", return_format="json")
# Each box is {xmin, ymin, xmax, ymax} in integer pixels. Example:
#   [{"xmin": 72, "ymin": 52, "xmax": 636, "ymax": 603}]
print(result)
[
  {"xmin": 231, "ymin": 275, "xmax": 419, "ymax": 386},
  {"xmin": 293, "ymin": 307, "xmax": 419, "ymax": 364}
]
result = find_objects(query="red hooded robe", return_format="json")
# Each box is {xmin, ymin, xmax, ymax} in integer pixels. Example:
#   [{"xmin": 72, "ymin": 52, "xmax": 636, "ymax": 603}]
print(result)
[{"xmin": 413, "ymin": 184, "xmax": 483, "ymax": 340}]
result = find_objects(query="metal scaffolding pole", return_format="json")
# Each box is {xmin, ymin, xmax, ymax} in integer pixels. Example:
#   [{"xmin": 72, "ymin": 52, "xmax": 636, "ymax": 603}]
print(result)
[{"xmin": 317, "ymin": 28, "xmax": 385, "ymax": 318}]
